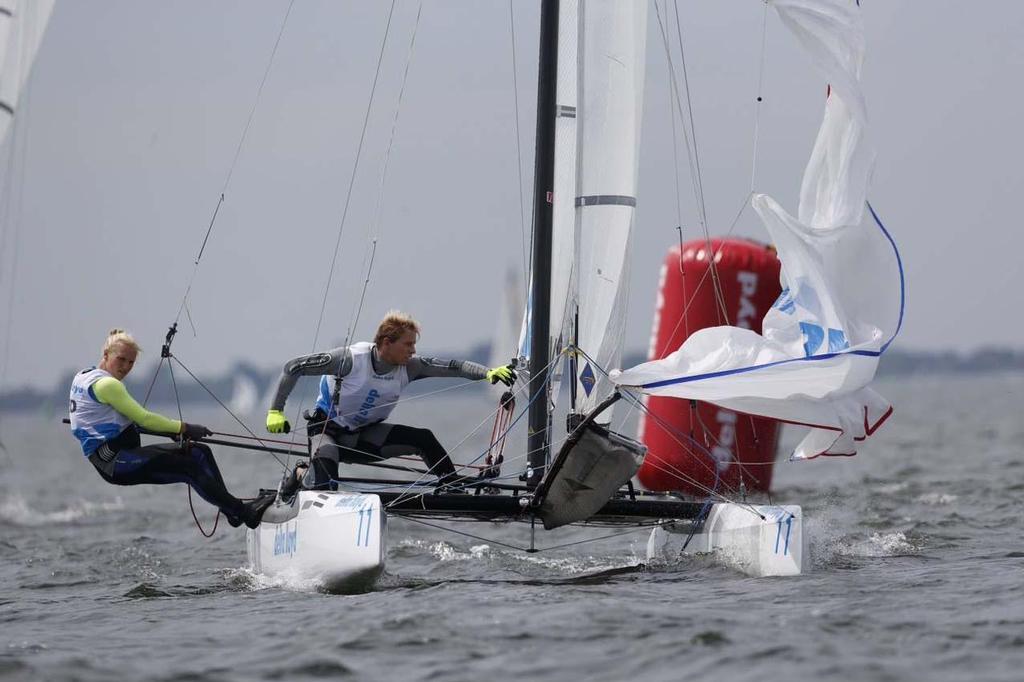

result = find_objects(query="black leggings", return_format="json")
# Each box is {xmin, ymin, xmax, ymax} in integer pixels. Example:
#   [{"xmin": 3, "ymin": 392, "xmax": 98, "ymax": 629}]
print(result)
[
  {"xmin": 89, "ymin": 442, "xmax": 245, "ymax": 520},
  {"xmin": 312, "ymin": 423, "xmax": 457, "ymax": 487}
]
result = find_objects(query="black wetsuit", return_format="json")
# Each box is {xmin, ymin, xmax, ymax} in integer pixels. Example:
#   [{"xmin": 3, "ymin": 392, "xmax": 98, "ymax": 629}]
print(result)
[
  {"xmin": 272, "ymin": 344, "xmax": 487, "ymax": 489},
  {"xmin": 87, "ymin": 426, "xmax": 247, "ymax": 523}
]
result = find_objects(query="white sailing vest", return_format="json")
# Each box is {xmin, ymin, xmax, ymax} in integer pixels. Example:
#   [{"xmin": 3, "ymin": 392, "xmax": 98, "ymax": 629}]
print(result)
[
  {"xmin": 315, "ymin": 342, "xmax": 409, "ymax": 431},
  {"xmin": 68, "ymin": 367, "xmax": 132, "ymax": 455}
]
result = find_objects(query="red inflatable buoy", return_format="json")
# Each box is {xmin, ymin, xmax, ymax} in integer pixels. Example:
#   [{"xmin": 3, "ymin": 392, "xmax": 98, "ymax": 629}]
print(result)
[{"xmin": 638, "ymin": 238, "xmax": 782, "ymax": 496}]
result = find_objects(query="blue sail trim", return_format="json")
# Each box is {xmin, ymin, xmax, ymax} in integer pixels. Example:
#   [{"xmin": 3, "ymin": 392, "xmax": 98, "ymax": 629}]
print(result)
[
  {"xmin": 867, "ymin": 201, "xmax": 905, "ymax": 353},
  {"xmin": 639, "ymin": 201, "xmax": 904, "ymax": 391}
]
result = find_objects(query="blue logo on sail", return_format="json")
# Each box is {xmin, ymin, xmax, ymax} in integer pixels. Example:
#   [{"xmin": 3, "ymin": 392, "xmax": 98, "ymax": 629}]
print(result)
[
  {"xmin": 800, "ymin": 322, "xmax": 850, "ymax": 356},
  {"xmin": 579, "ymin": 362, "xmax": 596, "ymax": 396},
  {"xmin": 774, "ymin": 287, "xmax": 796, "ymax": 314}
]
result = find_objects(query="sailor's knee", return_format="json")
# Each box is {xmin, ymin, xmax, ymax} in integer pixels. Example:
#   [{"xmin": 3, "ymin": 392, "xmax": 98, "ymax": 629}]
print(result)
[
  {"xmin": 408, "ymin": 426, "xmax": 439, "ymax": 446},
  {"xmin": 313, "ymin": 444, "xmax": 341, "ymax": 463}
]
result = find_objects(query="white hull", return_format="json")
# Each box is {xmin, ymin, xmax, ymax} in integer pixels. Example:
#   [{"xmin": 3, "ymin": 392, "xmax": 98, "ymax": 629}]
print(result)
[
  {"xmin": 247, "ymin": 491, "xmax": 386, "ymax": 591},
  {"xmin": 647, "ymin": 503, "xmax": 803, "ymax": 577}
]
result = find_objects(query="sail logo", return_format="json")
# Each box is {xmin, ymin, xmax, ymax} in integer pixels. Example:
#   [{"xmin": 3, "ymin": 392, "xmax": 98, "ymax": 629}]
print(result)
[
  {"xmin": 273, "ymin": 523, "xmax": 298, "ymax": 557},
  {"xmin": 354, "ymin": 389, "xmax": 381, "ymax": 425},
  {"xmin": 579, "ymin": 363, "xmax": 597, "ymax": 396},
  {"xmin": 774, "ymin": 287, "xmax": 796, "ymax": 315},
  {"xmin": 711, "ymin": 409, "xmax": 736, "ymax": 471},
  {"xmin": 799, "ymin": 322, "xmax": 850, "ymax": 357},
  {"xmin": 736, "ymin": 272, "xmax": 759, "ymax": 329}
]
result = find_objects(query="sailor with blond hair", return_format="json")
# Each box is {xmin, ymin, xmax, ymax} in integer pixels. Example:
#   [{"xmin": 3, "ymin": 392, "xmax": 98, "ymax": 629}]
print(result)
[
  {"xmin": 266, "ymin": 311, "xmax": 516, "ymax": 492},
  {"xmin": 69, "ymin": 329, "xmax": 273, "ymax": 527}
]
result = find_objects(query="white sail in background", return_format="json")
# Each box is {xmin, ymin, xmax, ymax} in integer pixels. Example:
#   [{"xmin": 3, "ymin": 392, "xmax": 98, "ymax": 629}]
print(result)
[
  {"xmin": 0, "ymin": 0, "xmax": 55, "ymax": 143},
  {"xmin": 572, "ymin": 0, "xmax": 647, "ymax": 418},
  {"xmin": 612, "ymin": 0, "xmax": 902, "ymax": 459}
]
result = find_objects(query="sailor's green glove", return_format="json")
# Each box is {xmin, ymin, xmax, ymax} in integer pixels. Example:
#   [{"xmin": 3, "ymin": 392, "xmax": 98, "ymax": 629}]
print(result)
[
  {"xmin": 485, "ymin": 365, "xmax": 517, "ymax": 387},
  {"xmin": 266, "ymin": 409, "xmax": 291, "ymax": 434}
]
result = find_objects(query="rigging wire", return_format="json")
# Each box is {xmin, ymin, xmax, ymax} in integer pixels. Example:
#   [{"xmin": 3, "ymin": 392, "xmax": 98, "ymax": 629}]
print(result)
[
  {"xmin": 295, "ymin": 0, "xmax": 403, "ymax": 469},
  {"xmin": 669, "ymin": 1, "xmax": 730, "ymax": 325},
  {"xmin": 342, "ymin": 0, "xmax": 423, "ymax": 351},
  {"xmin": 508, "ymin": 0, "xmax": 530, "ymax": 292},
  {"xmin": 173, "ymin": 0, "xmax": 297, "ymax": 329},
  {"xmin": 309, "ymin": 0, "xmax": 398, "ymax": 353},
  {"xmin": 750, "ymin": 0, "xmax": 771, "ymax": 192},
  {"xmin": 140, "ymin": 1, "xmax": 295, "ymax": 415}
]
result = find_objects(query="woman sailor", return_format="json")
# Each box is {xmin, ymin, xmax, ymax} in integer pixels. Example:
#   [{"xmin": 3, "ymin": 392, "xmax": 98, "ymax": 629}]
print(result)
[
  {"xmin": 69, "ymin": 329, "xmax": 273, "ymax": 527},
  {"xmin": 265, "ymin": 310, "xmax": 516, "ymax": 492}
]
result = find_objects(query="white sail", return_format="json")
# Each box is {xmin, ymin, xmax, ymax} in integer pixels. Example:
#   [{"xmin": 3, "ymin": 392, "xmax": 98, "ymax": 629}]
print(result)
[
  {"xmin": 611, "ymin": 0, "xmax": 902, "ymax": 459},
  {"xmin": 548, "ymin": 0, "xmax": 578, "ymax": 357},
  {"xmin": 0, "ymin": 0, "xmax": 55, "ymax": 143},
  {"xmin": 518, "ymin": 0, "xmax": 578, "ymax": 384},
  {"xmin": 572, "ymin": 0, "xmax": 647, "ymax": 418}
]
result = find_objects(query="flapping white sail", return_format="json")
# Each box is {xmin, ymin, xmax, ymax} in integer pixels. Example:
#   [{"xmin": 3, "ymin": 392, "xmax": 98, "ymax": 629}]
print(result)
[{"xmin": 611, "ymin": 0, "xmax": 903, "ymax": 460}]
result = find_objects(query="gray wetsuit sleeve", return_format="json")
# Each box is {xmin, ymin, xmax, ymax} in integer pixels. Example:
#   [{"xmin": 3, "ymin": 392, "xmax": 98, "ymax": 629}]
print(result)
[
  {"xmin": 406, "ymin": 356, "xmax": 488, "ymax": 382},
  {"xmin": 270, "ymin": 346, "xmax": 354, "ymax": 411}
]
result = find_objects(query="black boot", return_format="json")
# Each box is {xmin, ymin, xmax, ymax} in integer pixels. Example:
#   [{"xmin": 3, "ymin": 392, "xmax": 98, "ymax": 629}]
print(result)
[
  {"xmin": 279, "ymin": 462, "xmax": 308, "ymax": 501},
  {"xmin": 241, "ymin": 490, "xmax": 277, "ymax": 529}
]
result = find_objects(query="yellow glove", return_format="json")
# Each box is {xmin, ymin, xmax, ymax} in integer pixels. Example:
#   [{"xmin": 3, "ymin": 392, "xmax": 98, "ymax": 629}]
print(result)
[
  {"xmin": 266, "ymin": 409, "xmax": 291, "ymax": 434},
  {"xmin": 485, "ymin": 364, "xmax": 517, "ymax": 387}
]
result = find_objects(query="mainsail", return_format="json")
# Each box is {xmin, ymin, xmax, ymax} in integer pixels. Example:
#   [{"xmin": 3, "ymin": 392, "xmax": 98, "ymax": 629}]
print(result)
[
  {"xmin": 611, "ymin": 0, "xmax": 903, "ymax": 460},
  {"xmin": 520, "ymin": 0, "xmax": 647, "ymax": 425}
]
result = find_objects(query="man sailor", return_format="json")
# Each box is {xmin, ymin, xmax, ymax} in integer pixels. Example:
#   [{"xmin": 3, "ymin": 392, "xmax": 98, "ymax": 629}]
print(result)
[
  {"xmin": 265, "ymin": 310, "xmax": 516, "ymax": 492},
  {"xmin": 70, "ymin": 329, "xmax": 273, "ymax": 528}
]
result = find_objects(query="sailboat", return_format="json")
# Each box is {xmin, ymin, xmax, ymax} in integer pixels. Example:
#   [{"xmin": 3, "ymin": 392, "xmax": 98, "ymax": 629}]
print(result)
[{"xmin": 246, "ymin": 0, "xmax": 900, "ymax": 589}]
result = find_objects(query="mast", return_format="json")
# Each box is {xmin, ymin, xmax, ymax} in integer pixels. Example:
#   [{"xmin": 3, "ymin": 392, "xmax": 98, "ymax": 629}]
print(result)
[{"xmin": 526, "ymin": 0, "xmax": 559, "ymax": 489}]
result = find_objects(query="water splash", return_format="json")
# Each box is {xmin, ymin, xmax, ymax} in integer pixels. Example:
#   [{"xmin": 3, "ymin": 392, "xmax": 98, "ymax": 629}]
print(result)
[{"xmin": 0, "ymin": 494, "xmax": 124, "ymax": 526}]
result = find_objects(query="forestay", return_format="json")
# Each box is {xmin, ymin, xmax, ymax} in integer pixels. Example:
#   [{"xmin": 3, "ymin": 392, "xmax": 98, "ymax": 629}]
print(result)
[{"xmin": 611, "ymin": 0, "xmax": 903, "ymax": 460}]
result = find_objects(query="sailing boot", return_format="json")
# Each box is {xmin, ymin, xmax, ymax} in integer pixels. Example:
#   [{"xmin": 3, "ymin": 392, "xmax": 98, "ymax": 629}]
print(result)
[
  {"xmin": 241, "ymin": 490, "xmax": 277, "ymax": 529},
  {"xmin": 279, "ymin": 462, "xmax": 308, "ymax": 502}
]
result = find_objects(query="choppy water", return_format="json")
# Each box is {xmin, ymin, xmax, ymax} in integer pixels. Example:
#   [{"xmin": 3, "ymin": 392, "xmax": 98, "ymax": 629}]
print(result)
[{"xmin": 2, "ymin": 373, "xmax": 1023, "ymax": 681}]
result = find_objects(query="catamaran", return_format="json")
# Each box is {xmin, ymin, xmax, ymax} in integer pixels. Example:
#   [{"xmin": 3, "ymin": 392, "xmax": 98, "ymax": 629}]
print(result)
[{"xmin": 243, "ymin": 0, "xmax": 902, "ymax": 590}]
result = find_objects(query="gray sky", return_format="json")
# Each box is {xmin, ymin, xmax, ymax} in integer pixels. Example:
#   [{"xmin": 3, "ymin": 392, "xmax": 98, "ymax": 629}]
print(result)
[{"xmin": 1, "ymin": 1, "xmax": 1022, "ymax": 391}]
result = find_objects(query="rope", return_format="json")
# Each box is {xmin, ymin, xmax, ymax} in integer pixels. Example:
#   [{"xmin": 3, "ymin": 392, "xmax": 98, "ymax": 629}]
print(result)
[
  {"xmin": 170, "ymin": 355, "xmax": 290, "ymax": 469},
  {"xmin": 187, "ymin": 485, "xmax": 220, "ymax": 538}
]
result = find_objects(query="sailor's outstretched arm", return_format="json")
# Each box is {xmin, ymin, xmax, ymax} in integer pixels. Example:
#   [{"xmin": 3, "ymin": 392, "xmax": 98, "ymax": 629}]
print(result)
[
  {"xmin": 93, "ymin": 376, "xmax": 181, "ymax": 434},
  {"xmin": 406, "ymin": 356, "xmax": 488, "ymax": 382},
  {"xmin": 269, "ymin": 346, "xmax": 354, "ymax": 411}
]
